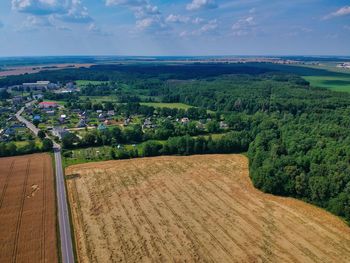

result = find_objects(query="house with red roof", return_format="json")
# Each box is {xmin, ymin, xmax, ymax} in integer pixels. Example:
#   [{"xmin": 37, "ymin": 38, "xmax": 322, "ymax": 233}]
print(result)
[{"xmin": 39, "ymin": 101, "xmax": 59, "ymax": 109}]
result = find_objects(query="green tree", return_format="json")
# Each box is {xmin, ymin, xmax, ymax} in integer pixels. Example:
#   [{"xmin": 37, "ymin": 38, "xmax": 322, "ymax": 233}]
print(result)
[{"xmin": 38, "ymin": 130, "xmax": 46, "ymax": 140}]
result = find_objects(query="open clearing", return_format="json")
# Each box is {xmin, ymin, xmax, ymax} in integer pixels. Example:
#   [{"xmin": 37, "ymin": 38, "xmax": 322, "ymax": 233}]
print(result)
[
  {"xmin": 66, "ymin": 155, "xmax": 350, "ymax": 263},
  {"xmin": 0, "ymin": 153, "xmax": 58, "ymax": 263}
]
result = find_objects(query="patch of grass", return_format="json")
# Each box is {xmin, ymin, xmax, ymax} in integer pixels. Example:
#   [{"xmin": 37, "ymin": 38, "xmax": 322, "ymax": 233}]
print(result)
[
  {"xmin": 75, "ymin": 80, "xmax": 109, "ymax": 86},
  {"xmin": 140, "ymin": 102, "xmax": 194, "ymax": 110},
  {"xmin": 80, "ymin": 96, "xmax": 118, "ymax": 102},
  {"xmin": 45, "ymin": 100, "xmax": 66, "ymax": 106}
]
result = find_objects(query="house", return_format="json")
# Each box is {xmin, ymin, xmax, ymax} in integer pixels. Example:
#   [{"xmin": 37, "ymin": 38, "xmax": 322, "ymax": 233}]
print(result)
[
  {"xmin": 97, "ymin": 123, "xmax": 107, "ymax": 131},
  {"xmin": 181, "ymin": 117, "xmax": 190, "ymax": 124},
  {"xmin": 12, "ymin": 96, "xmax": 24, "ymax": 104},
  {"xmin": 39, "ymin": 101, "xmax": 58, "ymax": 109},
  {"xmin": 60, "ymin": 114, "xmax": 67, "ymax": 119},
  {"xmin": 52, "ymin": 127, "xmax": 69, "ymax": 139},
  {"xmin": 4, "ymin": 128, "xmax": 15, "ymax": 136},
  {"xmin": 98, "ymin": 113, "xmax": 105, "ymax": 119},
  {"xmin": 96, "ymin": 110, "xmax": 103, "ymax": 114},
  {"xmin": 32, "ymin": 94, "xmax": 44, "ymax": 100},
  {"xmin": 107, "ymin": 110, "xmax": 115, "ymax": 116},
  {"xmin": 104, "ymin": 119, "xmax": 111, "ymax": 125},
  {"xmin": 46, "ymin": 110, "xmax": 55, "ymax": 116},
  {"xmin": 123, "ymin": 118, "xmax": 131, "ymax": 127},
  {"xmin": 142, "ymin": 118, "xmax": 156, "ymax": 129},
  {"xmin": 220, "ymin": 121, "xmax": 229, "ymax": 129},
  {"xmin": 76, "ymin": 119, "xmax": 87, "ymax": 128},
  {"xmin": 196, "ymin": 123, "xmax": 205, "ymax": 130},
  {"xmin": 33, "ymin": 115, "xmax": 41, "ymax": 121},
  {"xmin": 23, "ymin": 81, "xmax": 50, "ymax": 90},
  {"xmin": 66, "ymin": 82, "xmax": 75, "ymax": 90}
]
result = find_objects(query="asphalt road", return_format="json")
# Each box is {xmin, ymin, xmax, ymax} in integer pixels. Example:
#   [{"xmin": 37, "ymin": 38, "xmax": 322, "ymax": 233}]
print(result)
[
  {"xmin": 54, "ymin": 146, "xmax": 75, "ymax": 263},
  {"xmin": 16, "ymin": 106, "xmax": 75, "ymax": 263}
]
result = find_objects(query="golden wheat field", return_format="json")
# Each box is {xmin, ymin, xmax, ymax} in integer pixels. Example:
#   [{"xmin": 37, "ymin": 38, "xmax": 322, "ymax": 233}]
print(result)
[
  {"xmin": 66, "ymin": 154, "xmax": 350, "ymax": 263},
  {"xmin": 0, "ymin": 154, "xmax": 58, "ymax": 263}
]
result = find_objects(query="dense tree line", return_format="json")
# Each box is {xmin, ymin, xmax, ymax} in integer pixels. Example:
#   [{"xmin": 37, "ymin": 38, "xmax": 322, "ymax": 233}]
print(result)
[{"xmin": 0, "ymin": 138, "xmax": 53, "ymax": 157}]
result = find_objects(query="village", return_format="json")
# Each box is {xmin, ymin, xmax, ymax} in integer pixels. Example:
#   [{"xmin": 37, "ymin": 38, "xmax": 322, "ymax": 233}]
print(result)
[{"xmin": 0, "ymin": 79, "xmax": 231, "ymax": 154}]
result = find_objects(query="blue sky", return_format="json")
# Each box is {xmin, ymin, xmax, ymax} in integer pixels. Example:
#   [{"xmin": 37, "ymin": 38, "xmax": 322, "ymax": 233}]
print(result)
[{"xmin": 0, "ymin": 0, "xmax": 349, "ymax": 56}]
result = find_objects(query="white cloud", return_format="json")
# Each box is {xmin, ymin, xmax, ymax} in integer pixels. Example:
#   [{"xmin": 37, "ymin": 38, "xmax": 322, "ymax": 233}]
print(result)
[
  {"xmin": 232, "ymin": 16, "xmax": 256, "ymax": 36},
  {"xmin": 106, "ymin": 0, "xmax": 146, "ymax": 6},
  {"xmin": 12, "ymin": 0, "xmax": 68, "ymax": 15},
  {"xmin": 180, "ymin": 19, "xmax": 218, "ymax": 37},
  {"xmin": 16, "ymin": 15, "xmax": 54, "ymax": 31},
  {"xmin": 199, "ymin": 19, "xmax": 217, "ymax": 33},
  {"xmin": 12, "ymin": 0, "xmax": 93, "ymax": 23},
  {"xmin": 134, "ymin": 4, "xmax": 160, "ymax": 18},
  {"xmin": 324, "ymin": 6, "xmax": 350, "ymax": 19},
  {"xmin": 192, "ymin": 17, "xmax": 204, "ymax": 24},
  {"xmin": 135, "ymin": 16, "xmax": 168, "ymax": 32},
  {"xmin": 88, "ymin": 23, "xmax": 111, "ymax": 36},
  {"xmin": 166, "ymin": 14, "xmax": 190, "ymax": 23},
  {"xmin": 186, "ymin": 0, "xmax": 218, "ymax": 11}
]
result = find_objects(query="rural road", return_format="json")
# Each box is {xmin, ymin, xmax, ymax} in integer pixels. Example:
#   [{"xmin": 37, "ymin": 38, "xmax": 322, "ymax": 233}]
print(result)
[{"xmin": 15, "ymin": 105, "xmax": 75, "ymax": 263}]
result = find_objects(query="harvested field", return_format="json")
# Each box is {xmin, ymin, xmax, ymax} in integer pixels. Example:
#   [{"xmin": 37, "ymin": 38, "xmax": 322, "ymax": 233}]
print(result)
[
  {"xmin": 66, "ymin": 155, "xmax": 350, "ymax": 263},
  {"xmin": 0, "ymin": 154, "xmax": 58, "ymax": 263}
]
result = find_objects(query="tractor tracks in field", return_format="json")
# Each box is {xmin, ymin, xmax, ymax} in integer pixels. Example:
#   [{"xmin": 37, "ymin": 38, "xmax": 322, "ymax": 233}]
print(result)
[{"xmin": 12, "ymin": 159, "xmax": 31, "ymax": 263}]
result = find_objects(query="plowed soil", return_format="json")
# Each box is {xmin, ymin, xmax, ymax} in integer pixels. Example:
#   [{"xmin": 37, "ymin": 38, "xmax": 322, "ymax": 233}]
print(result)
[
  {"xmin": 66, "ymin": 155, "xmax": 350, "ymax": 263},
  {"xmin": 0, "ymin": 154, "xmax": 58, "ymax": 263}
]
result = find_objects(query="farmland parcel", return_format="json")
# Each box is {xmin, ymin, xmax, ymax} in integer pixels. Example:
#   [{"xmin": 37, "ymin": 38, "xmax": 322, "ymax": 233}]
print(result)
[
  {"xmin": 66, "ymin": 155, "xmax": 350, "ymax": 263},
  {"xmin": 0, "ymin": 154, "xmax": 58, "ymax": 263}
]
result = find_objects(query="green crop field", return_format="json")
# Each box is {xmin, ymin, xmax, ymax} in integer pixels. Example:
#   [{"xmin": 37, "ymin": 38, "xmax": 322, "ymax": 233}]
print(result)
[{"xmin": 303, "ymin": 76, "xmax": 350, "ymax": 92}]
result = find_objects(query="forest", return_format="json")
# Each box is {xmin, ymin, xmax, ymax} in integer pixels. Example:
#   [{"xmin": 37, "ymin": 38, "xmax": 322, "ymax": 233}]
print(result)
[{"xmin": 1, "ymin": 63, "xmax": 350, "ymax": 223}]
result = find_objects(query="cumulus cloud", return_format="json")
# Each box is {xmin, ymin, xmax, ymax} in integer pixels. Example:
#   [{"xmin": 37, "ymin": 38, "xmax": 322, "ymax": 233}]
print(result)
[
  {"xmin": 192, "ymin": 17, "xmax": 204, "ymax": 24},
  {"xmin": 12, "ymin": 0, "xmax": 93, "ymax": 23},
  {"xmin": 88, "ymin": 23, "xmax": 111, "ymax": 36},
  {"xmin": 232, "ymin": 16, "xmax": 256, "ymax": 36},
  {"xmin": 16, "ymin": 15, "xmax": 54, "ymax": 31},
  {"xmin": 60, "ymin": 1, "xmax": 93, "ymax": 23},
  {"xmin": 186, "ymin": 0, "xmax": 218, "ymax": 11},
  {"xmin": 135, "ymin": 16, "xmax": 168, "ymax": 32},
  {"xmin": 165, "ymin": 14, "xmax": 190, "ymax": 23},
  {"xmin": 106, "ymin": 0, "xmax": 167, "ymax": 33},
  {"xmin": 12, "ymin": 0, "xmax": 67, "ymax": 15},
  {"xmin": 180, "ymin": 19, "xmax": 218, "ymax": 37},
  {"xmin": 106, "ymin": 0, "xmax": 146, "ymax": 6},
  {"xmin": 324, "ymin": 6, "xmax": 350, "ymax": 19}
]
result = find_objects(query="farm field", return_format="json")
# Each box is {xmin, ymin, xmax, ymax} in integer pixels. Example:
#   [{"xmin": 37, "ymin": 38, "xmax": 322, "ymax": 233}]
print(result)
[
  {"xmin": 303, "ymin": 75, "xmax": 350, "ymax": 92},
  {"xmin": 0, "ymin": 154, "xmax": 58, "ymax": 263},
  {"xmin": 66, "ymin": 155, "xmax": 350, "ymax": 263}
]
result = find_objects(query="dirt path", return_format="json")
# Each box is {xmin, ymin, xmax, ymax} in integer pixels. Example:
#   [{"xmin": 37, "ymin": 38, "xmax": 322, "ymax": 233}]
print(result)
[{"xmin": 66, "ymin": 154, "xmax": 350, "ymax": 263}]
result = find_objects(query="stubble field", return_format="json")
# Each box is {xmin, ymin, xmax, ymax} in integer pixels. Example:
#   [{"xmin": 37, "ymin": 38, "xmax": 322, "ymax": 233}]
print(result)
[
  {"xmin": 0, "ymin": 153, "xmax": 58, "ymax": 263},
  {"xmin": 66, "ymin": 155, "xmax": 350, "ymax": 263}
]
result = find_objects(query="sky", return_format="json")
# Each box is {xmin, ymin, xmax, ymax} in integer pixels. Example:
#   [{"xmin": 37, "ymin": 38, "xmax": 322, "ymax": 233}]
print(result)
[{"xmin": 0, "ymin": 0, "xmax": 349, "ymax": 56}]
